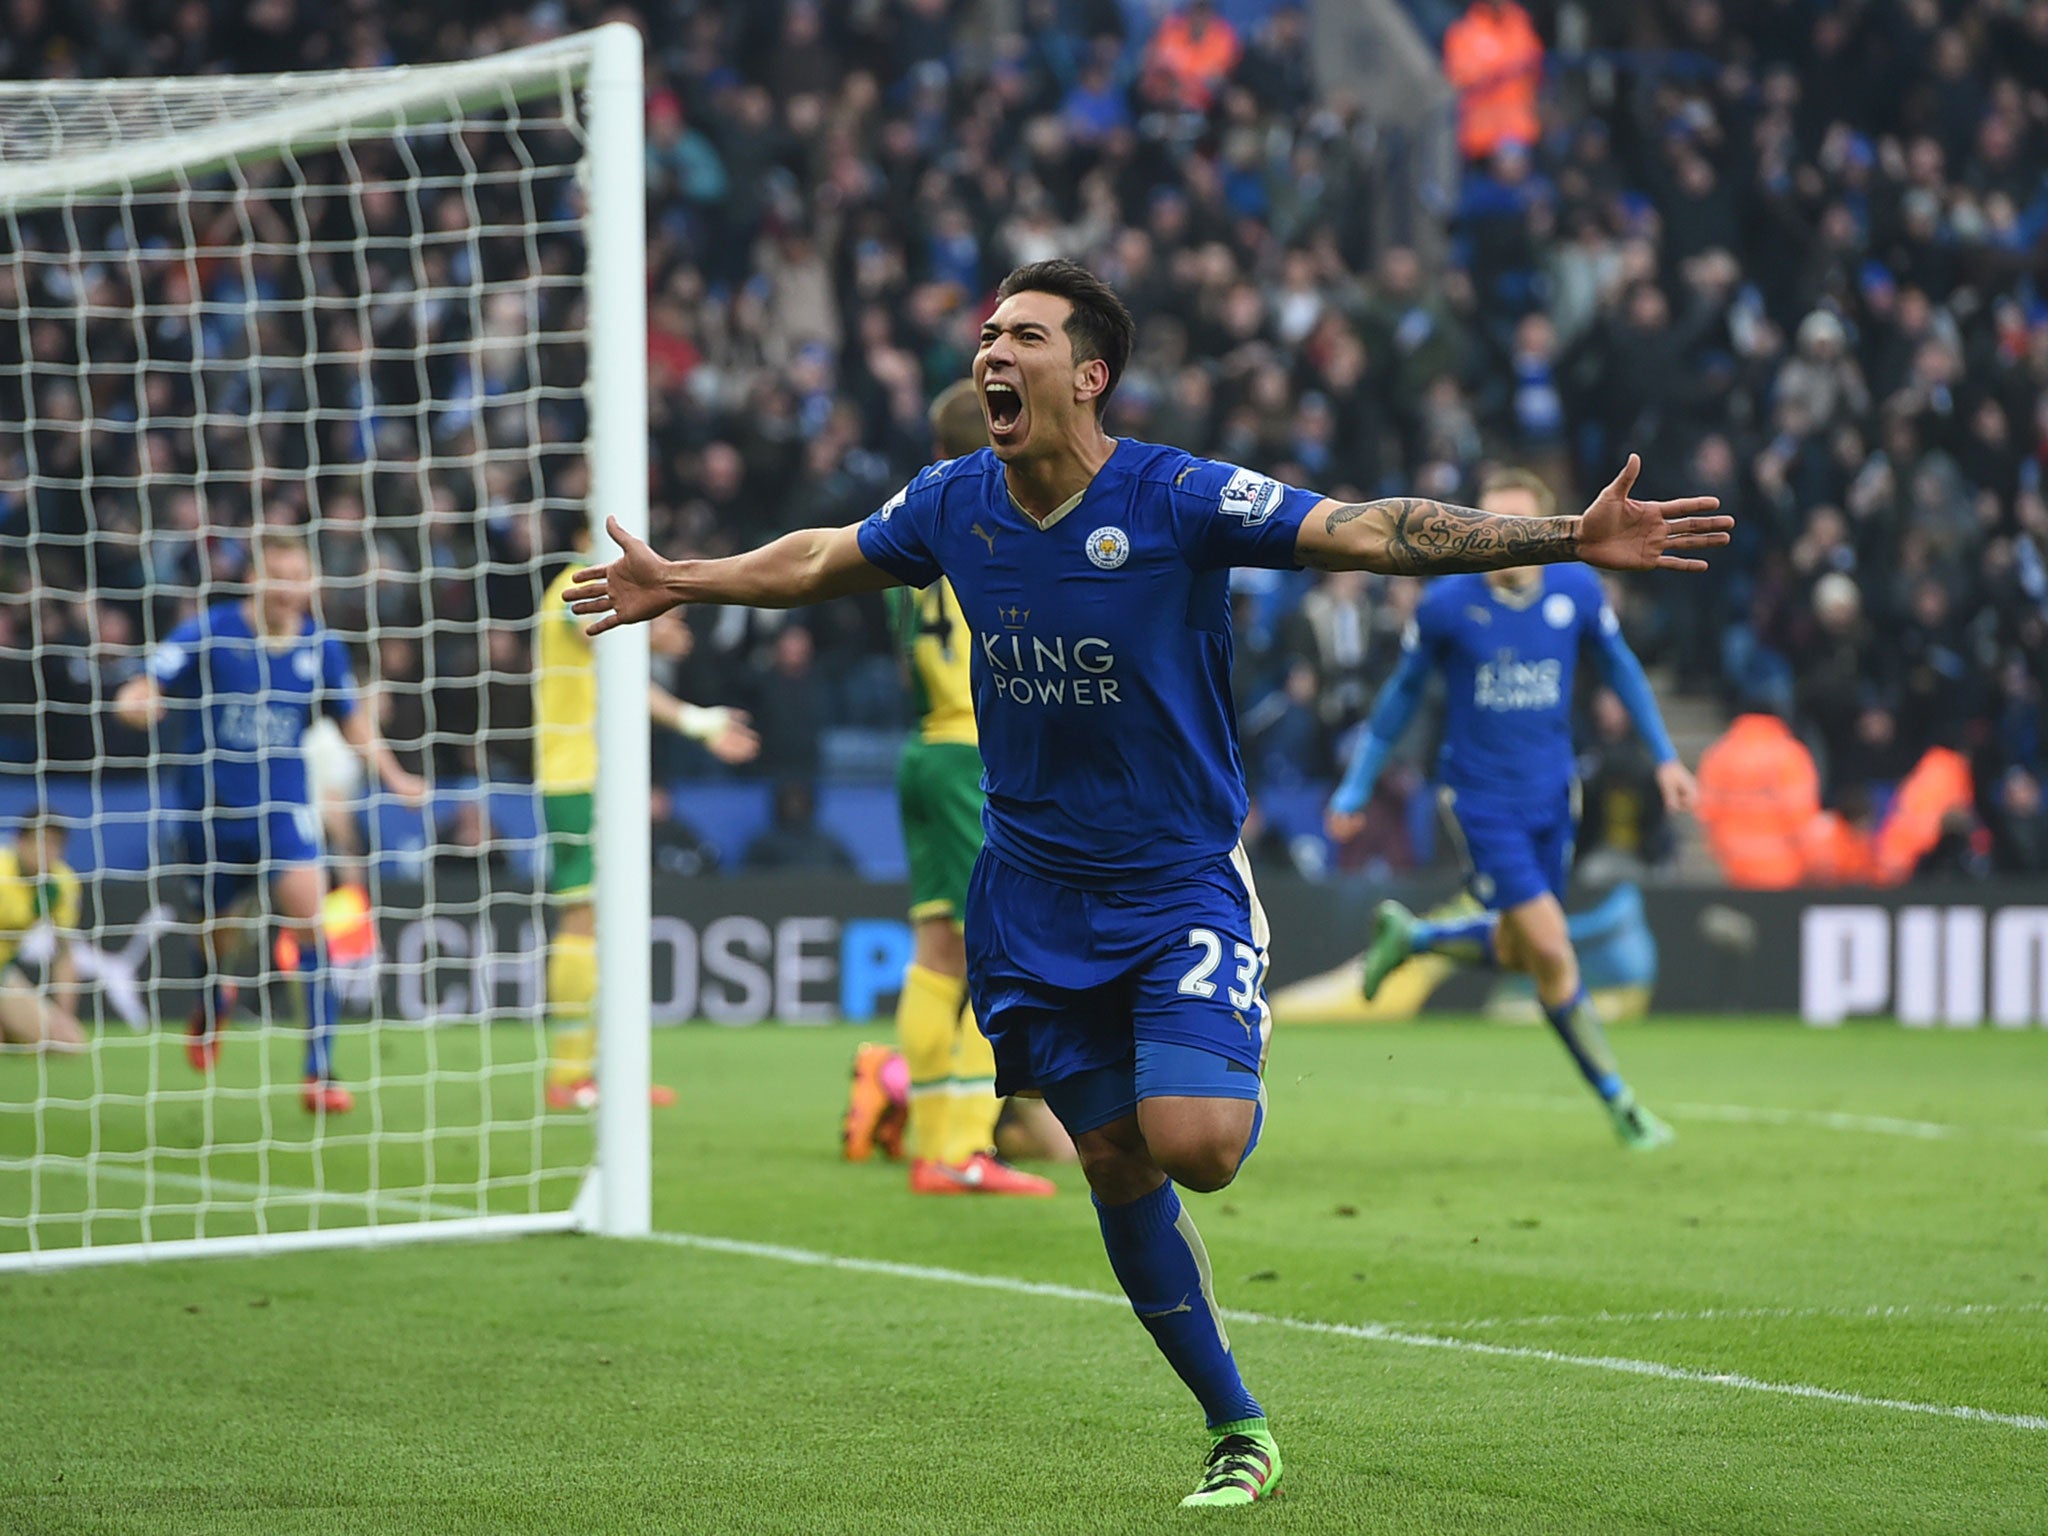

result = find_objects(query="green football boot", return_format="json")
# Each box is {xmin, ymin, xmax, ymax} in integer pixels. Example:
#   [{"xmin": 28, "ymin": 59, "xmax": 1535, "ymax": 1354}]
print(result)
[
  {"xmin": 1359, "ymin": 899, "xmax": 1417, "ymax": 1002},
  {"xmin": 1181, "ymin": 1423, "xmax": 1283, "ymax": 1508},
  {"xmin": 1612, "ymin": 1098, "xmax": 1676, "ymax": 1151}
]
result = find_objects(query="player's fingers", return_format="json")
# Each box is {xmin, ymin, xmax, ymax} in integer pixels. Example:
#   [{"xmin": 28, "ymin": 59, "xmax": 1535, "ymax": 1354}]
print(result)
[
  {"xmin": 605, "ymin": 515, "xmax": 639, "ymax": 550},
  {"xmin": 726, "ymin": 708, "xmax": 752, "ymax": 724},
  {"xmin": 1653, "ymin": 554, "xmax": 1711, "ymax": 571},
  {"xmin": 569, "ymin": 562, "xmax": 611, "ymax": 584},
  {"xmin": 584, "ymin": 613, "xmax": 621, "ymax": 637},
  {"xmin": 567, "ymin": 599, "xmax": 614, "ymax": 618},
  {"xmin": 1605, "ymin": 453, "xmax": 1641, "ymax": 501},
  {"xmin": 1663, "ymin": 528, "xmax": 1732, "ymax": 548},
  {"xmin": 1649, "ymin": 497, "xmax": 1722, "ymax": 518}
]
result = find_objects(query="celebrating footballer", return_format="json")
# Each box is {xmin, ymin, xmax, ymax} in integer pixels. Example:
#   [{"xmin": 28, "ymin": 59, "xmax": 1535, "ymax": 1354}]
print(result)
[{"xmin": 565, "ymin": 258, "xmax": 1727, "ymax": 1507}]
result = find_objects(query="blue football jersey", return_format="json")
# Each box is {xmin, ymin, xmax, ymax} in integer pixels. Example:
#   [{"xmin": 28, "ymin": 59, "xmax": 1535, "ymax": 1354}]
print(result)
[
  {"xmin": 857, "ymin": 440, "xmax": 1320, "ymax": 888},
  {"xmin": 148, "ymin": 601, "xmax": 358, "ymax": 813},
  {"xmin": 1413, "ymin": 566, "xmax": 1615, "ymax": 797}
]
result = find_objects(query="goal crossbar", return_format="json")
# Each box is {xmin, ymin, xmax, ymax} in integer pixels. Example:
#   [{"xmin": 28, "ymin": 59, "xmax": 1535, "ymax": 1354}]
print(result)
[{"xmin": 0, "ymin": 33, "xmax": 603, "ymax": 209}]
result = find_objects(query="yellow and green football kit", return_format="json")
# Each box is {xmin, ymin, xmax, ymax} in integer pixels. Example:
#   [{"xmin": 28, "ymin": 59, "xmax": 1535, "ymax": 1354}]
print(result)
[
  {"xmin": 0, "ymin": 848, "xmax": 79, "ymax": 983},
  {"xmin": 887, "ymin": 580, "xmax": 999, "ymax": 1163},
  {"xmin": 536, "ymin": 563, "xmax": 598, "ymax": 1087}
]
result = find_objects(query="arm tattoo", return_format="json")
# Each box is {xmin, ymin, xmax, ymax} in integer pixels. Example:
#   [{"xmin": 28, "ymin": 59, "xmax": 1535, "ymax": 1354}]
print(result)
[{"xmin": 1318, "ymin": 498, "xmax": 1578, "ymax": 575}]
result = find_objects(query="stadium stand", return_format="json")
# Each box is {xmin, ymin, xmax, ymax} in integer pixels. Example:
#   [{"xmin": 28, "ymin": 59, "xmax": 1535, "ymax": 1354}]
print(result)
[{"xmin": 1, "ymin": 0, "xmax": 2042, "ymax": 887}]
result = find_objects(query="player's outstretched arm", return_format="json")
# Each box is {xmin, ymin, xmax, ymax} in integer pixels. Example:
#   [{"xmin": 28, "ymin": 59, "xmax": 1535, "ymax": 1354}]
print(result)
[
  {"xmin": 1297, "ymin": 456, "xmax": 1728, "ymax": 576},
  {"xmin": 566, "ymin": 519, "xmax": 900, "ymax": 637},
  {"xmin": 1590, "ymin": 606, "xmax": 1701, "ymax": 814},
  {"xmin": 1325, "ymin": 645, "xmax": 1431, "ymax": 839}
]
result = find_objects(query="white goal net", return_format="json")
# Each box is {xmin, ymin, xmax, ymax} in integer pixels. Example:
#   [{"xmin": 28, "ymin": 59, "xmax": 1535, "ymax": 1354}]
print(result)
[{"xmin": 0, "ymin": 26, "xmax": 652, "ymax": 1268}]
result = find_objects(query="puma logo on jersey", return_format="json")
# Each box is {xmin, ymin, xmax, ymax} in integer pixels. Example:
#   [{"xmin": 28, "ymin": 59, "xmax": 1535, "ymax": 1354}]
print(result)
[{"xmin": 971, "ymin": 522, "xmax": 998, "ymax": 554}]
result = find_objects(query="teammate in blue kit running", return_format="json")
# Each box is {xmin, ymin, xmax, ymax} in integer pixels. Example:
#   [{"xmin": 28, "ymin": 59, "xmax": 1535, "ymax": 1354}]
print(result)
[
  {"xmin": 1326, "ymin": 469, "xmax": 1694, "ymax": 1150},
  {"xmin": 117, "ymin": 529, "xmax": 424, "ymax": 1115},
  {"xmin": 566, "ymin": 261, "xmax": 1728, "ymax": 1507}
]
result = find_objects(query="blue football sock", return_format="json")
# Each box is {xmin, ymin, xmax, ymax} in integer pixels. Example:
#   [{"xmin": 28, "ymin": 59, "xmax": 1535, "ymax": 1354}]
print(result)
[
  {"xmin": 1094, "ymin": 1179, "xmax": 1262, "ymax": 1429},
  {"xmin": 1542, "ymin": 985, "xmax": 1627, "ymax": 1103},
  {"xmin": 1411, "ymin": 911, "xmax": 1498, "ymax": 968},
  {"xmin": 297, "ymin": 935, "xmax": 338, "ymax": 1081}
]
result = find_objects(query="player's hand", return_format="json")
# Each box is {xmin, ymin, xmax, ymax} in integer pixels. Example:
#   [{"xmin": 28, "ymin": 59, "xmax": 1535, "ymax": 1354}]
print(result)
[
  {"xmin": 1656, "ymin": 759, "xmax": 1700, "ymax": 815},
  {"xmin": 1575, "ymin": 455, "xmax": 1730, "ymax": 573},
  {"xmin": 565, "ymin": 517, "xmax": 679, "ymax": 636},
  {"xmin": 384, "ymin": 766, "xmax": 430, "ymax": 806},
  {"xmin": 1325, "ymin": 806, "xmax": 1366, "ymax": 842},
  {"xmin": 707, "ymin": 710, "xmax": 760, "ymax": 766}
]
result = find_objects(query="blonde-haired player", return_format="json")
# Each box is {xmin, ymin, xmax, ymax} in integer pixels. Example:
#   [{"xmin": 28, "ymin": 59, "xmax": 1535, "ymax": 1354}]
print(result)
[
  {"xmin": 537, "ymin": 519, "xmax": 759, "ymax": 1110},
  {"xmin": 842, "ymin": 382, "xmax": 1058, "ymax": 1195}
]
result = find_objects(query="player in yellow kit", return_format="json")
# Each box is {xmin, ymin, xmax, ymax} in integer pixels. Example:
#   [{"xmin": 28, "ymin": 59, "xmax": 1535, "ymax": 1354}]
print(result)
[
  {"xmin": 0, "ymin": 812, "xmax": 86, "ymax": 1052},
  {"xmin": 537, "ymin": 521, "xmax": 758, "ymax": 1109},
  {"xmin": 842, "ymin": 382, "xmax": 1058, "ymax": 1195}
]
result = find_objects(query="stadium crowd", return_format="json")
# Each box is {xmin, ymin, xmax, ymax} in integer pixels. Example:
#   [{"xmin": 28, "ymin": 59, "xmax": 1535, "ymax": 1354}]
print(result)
[{"xmin": 1, "ymin": 0, "xmax": 2044, "ymax": 885}]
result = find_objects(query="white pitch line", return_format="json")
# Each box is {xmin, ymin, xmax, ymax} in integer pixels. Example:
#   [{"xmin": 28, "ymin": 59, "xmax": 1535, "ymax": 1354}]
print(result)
[
  {"xmin": 1419, "ymin": 1300, "xmax": 2048, "ymax": 1331},
  {"xmin": 29, "ymin": 1159, "xmax": 483, "ymax": 1221},
  {"xmin": 646, "ymin": 1230, "xmax": 2048, "ymax": 1434},
  {"xmin": 1668, "ymin": 1101, "xmax": 1952, "ymax": 1139},
  {"xmin": 1371, "ymin": 1085, "xmax": 2048, "ymax": 1144}
]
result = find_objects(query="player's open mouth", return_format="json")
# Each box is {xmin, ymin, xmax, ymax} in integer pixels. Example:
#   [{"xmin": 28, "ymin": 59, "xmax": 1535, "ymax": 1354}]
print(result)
[{"xmin": 984, "ymin": 379, "xmax": 1024, "ymax": 439}]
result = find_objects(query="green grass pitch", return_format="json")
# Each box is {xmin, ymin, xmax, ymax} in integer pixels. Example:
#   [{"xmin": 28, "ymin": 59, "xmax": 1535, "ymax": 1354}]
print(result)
[{"xmin": 3, "ymin": 1017, "xmax": 2046, "ymax": 1534}]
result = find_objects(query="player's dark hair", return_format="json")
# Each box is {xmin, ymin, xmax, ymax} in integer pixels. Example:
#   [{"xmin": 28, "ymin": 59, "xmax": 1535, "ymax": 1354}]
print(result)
[
  {"xmin": 995, "ymin": 259, "xmax": 1136, "ymax": 414},
  {"xmin": 928, "ymin": 379, "xmax": 990, "ymax": 458}
]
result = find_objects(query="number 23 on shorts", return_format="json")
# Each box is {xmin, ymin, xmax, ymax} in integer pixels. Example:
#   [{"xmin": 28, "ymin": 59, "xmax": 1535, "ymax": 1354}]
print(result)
[{"xmin": 1177, "ymin": 927, "xmax": 1267, "ymax": 1011}]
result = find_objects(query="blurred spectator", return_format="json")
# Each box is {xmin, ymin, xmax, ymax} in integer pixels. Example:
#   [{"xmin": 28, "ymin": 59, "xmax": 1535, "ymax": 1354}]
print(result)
[
  {"xmin": 1988, "ymin": 767, "xmax": 2048, "ymax": 878},
  {"xmin": 1696, "ymin": 705, "xmax": 1821, "ymax": 889},
  {"xmin": 1872, "ymin": 746, "xmax": 1976, "ymax": 885},
  {"xmin": 0, "ymin": 0, "xmax": 2042, "ymax": 893},
  {"xmin": 1798, "ymin": 786, "xmax": 1881, "ymax": 888},
  {"xmin": 1576, "ymin": 687, "xmax": 1672, "ymax": 879},
  {"xmin": 743, "ymin": 781, "xmax": 855, "ymax": 873},
  {"xmin": 1442, "ymin": 0, "xmax": 1542, "ymax": 162},
  {"xmin": 1143, "ymin": 1, "xmax": 1241, "ymax": 114},
  {"xmin": 747, "ymin": 623, "xmax": 826, "ymax": 787}
]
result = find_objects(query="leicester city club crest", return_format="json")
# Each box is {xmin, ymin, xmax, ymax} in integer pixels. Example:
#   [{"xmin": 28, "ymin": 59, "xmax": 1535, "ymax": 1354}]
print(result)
[{"xmin": 1085, "ymin": 526, "xmax": 1130, "ymax": 570}]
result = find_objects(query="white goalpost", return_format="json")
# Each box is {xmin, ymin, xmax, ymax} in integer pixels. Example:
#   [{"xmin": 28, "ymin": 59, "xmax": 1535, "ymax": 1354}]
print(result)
[{"xmin": 0, "ymin": 25, "xmax": 650, "ymax": 1269}]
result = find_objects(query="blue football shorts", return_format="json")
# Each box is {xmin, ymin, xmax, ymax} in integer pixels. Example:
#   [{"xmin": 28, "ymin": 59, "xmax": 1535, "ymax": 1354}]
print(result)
[
  {"xmin": 964, "ymin": 846, "xmax": 1273, "ymax": 1136},
  {"xmin": 162, "ymin": 806, "xmax": 323, "ymax": 918},
  {"xmin": 1438, "ymin": 782, "xmax": 1579, "ymax": 912}
]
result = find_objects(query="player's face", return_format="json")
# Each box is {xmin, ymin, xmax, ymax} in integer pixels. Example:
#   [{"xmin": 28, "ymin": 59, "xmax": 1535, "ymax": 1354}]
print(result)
[
  {"xmin": 256, "ymin": 547, "xmax": 315, "ymax": 629},
  {"xmin": 18, "ymin": 827, "xmax": 61, "ymax": 876},
  {"xmin": 974, "ymin": 290, "xmax": 1102, "ymax": 461}
]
